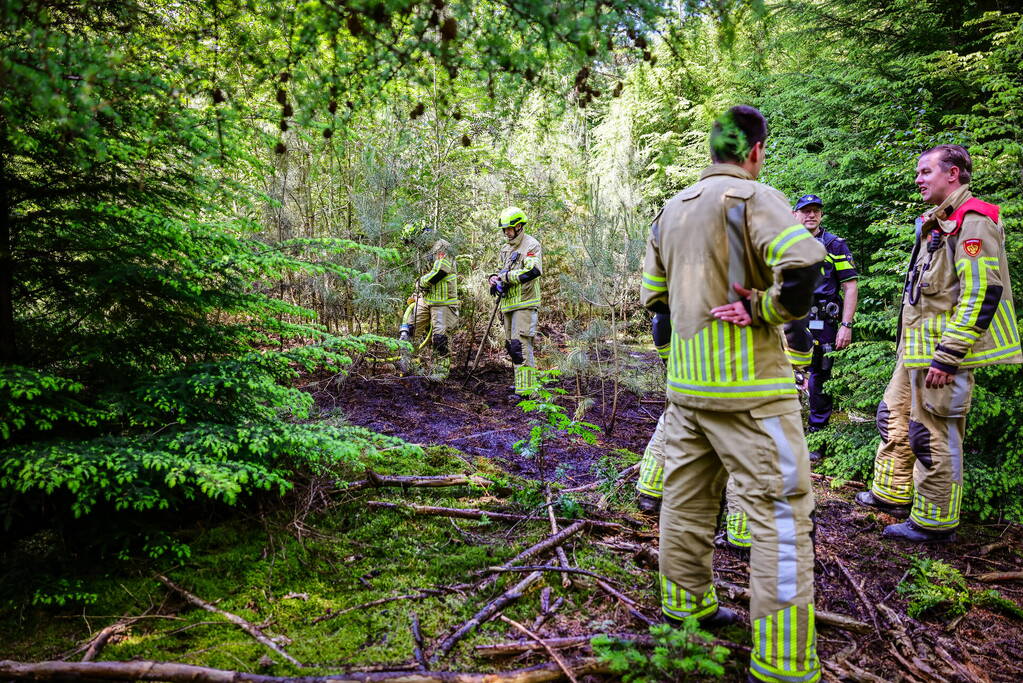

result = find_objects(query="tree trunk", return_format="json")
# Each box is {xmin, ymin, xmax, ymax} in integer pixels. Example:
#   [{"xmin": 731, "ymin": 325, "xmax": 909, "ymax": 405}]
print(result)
[{"xmin": 0, "ymin": 147, "xmax": 16, "ymax": 364}]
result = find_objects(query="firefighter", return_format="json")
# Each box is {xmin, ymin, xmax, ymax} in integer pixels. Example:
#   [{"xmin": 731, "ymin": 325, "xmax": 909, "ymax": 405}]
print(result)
[
  {"xmin": 636, "ymin": 312, "xmax": 670, "ymax": 515},
  {"xmin": 641, "ymin": 105, "xmax": 825, "ymax": 683},
  {"xmin": 783, "ymin": 195, "xmax": 859, "ymax": 461},
  {"xmin": 488, "ymin": 207, "xmax": 542, "ymax": 396},
  {"xmin": 399, "ymin": 234, "xmax": 459, "ymax": 379},
  {"xmin": 855, "ymin": 144, "xmax": 1022, "ymax": 542}
]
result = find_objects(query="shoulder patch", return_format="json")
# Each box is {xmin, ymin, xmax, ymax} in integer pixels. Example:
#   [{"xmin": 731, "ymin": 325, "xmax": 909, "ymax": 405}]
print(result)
[
  {"xmin": 679, "ymin": 186, "xmax": 703, "ymax": 201},
  {"xmin": 963, "ymin": 239, "xmax": 983, "ymax": 257},
  {"xmin": 724, "ymin": 186, "xmax": 755, "ymax": 200}
]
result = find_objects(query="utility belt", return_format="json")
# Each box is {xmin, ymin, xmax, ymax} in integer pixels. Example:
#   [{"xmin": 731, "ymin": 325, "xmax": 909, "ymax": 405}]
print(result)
[{"xmin": 807, "ymin": 298, "xmax": 840, "ymax": 331}]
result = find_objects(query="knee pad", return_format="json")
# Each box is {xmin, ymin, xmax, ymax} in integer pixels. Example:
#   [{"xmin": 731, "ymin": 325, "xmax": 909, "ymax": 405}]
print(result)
[
  {"xmin": 909, "ymin": 420, "xmax": 933, "ymax": 468},
  {"xmin": 432, "ymin": 333, "xmax": 449, "ymax": 356},
  {"xmin": 505, "ymin": 339, "xmax": 524, "ymax": 364},
  {"xmin": 876, "ymin": 401, "xmax": 890, "ymax": 441}
]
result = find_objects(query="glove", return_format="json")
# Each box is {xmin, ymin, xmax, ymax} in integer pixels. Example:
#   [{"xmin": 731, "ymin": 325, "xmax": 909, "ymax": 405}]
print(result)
[
  {"xmin": 491, "ymin": 281, "xmax": 505, "ymax": 296},
  {"xmin": 407, "ymin": 295, "xmax": 416, "ymax": 305}
]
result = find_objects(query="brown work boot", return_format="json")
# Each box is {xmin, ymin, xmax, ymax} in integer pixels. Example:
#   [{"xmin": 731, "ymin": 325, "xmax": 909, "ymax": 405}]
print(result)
[
  {"xmin": 854, "ymin": 491, "xmax": 910, "ymax": 518},
  {"xmin": 882, "ymin": 520, "xmax": 957, "ymax": 544}
]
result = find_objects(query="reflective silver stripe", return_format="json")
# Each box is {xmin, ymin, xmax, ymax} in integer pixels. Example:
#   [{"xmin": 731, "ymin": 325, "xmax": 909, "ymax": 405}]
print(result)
[
  {"xmin": 762, "ymin": 416, "xmax": 800, "ymax": 496},
  {"xmin": 949, "ymin": 371, "xmax": 971, "ymax": 417},
  {"xmin": 726, "ymin": 203, "xmax": 747, "ymax": 303},
  {"xmin": 773, "ymin": 500, "xmax": 799, "ymax": 604},
  {"xmin": 949, "ymin": 422, "xmax": 962, "ymax": 483}
]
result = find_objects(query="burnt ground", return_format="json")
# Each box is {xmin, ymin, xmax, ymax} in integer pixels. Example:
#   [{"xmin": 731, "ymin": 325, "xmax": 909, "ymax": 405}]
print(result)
[{"xmin": 307, "ymin": 348, "xmax": 1023, "ymax": 682}]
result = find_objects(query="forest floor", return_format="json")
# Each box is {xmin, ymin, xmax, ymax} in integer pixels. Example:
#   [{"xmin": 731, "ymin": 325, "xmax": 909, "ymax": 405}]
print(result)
[{"xmin": 1, "ymin": 346, "xmax": 1021, "ymax": 682}]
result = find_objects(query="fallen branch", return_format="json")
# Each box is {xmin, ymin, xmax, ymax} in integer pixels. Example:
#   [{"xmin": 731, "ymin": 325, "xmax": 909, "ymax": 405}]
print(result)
[
  {"xmin": 431, "ymin": 571, "xmax": 544, "ymax": 663},
  {"xmin": 475, "ymin": 565, "xmax": 630, "ymax": 585},
  {"xmin": 0, "ymin": 658, "xmax": 610, "ymax": 682},
  {"xmin": 81, "ymin": 619, "xmax": 136, "ymax": 662},
  {"xmin": 476, "ymin": 520, "xmax": 587, "ymax": 593},
  {"xmin": 716, "ymin": 580, "xmax": 870, "ymax": 634},
  {"xmin": 545, "ymin": 490, "xmax": 573, "ymax": 589},
  {"xmin": 499, "ymin": 616, "xmax": 578, "ymax": 683},
  {"xmin": 410, "ymin": 613, "xmax": 428, "ymax": 671},
  {"xmin": 561, "ymin": 464, "xmax": 639, "ymax": 494},
  {"xmin": 971, "ymin": 571, "xmax": 1023, "ymax": 583},
  {"xmin": 343, "ymin": 471, "xmax": 495, "ymax": 493},
  {"xmin": 593, "ymin": 578, "xmax": 656, "ymax": 626},
  {"xmin": 531, "ymin": 596, "xmax": 565, "ymax": 633},
  {"xmin": 367, "ymin": 502, "xmax": 632, "ymax": 534},
  {"xmin": 155, "ymin": 575, "xmax": 303, "ymax": 668},
  {"xmin": 828, "ymin": 552, "xmax": 881, "ymax": 634},
  {"xmin": 474, "ymin": 632, "xmax": 750, "ymax": 657}
]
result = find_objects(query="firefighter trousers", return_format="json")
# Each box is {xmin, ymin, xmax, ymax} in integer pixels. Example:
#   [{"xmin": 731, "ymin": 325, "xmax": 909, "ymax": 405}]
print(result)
[
  {"xmin": 659, "ymin": 400, "xmax": 820, "ymax": 683},
  {"xmin": 503, "ymin": 308, "xmax": 538, "ymax": 394},
  {"xmin": 870, "ymin": 359, "xmax": 973, "ymax": 530},
  {"xmin": 637, "ymin": 412, "xmax": 752, "ymax": 548}
]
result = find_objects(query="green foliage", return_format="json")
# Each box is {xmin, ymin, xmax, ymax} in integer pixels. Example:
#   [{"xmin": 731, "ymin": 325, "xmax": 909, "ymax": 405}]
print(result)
[
  {"xmin": 591, "ymin": 621, "xmax": 730, "ymax": 682},
  {"xmin": 514, "ymin": 370, "xmax": 599, "ymax": 482},
  {"xmin": 898, "ymin": 555, "xmax": 1023, "ymax": 621}
]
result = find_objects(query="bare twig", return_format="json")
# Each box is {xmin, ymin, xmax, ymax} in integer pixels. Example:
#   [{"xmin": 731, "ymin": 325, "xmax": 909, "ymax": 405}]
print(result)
[
  {"xmin": 342, "ymin": 471, "xmax": 494, "ymax": 493},
  {"xmin": 367, "ymin": 502, "xmax": 633, "ymax": 534},
  {"xmin": 545, "ymin": 490, "xmax": 572, "ymax": 589},
  {"xmin": 593, "ymin": 578, "xmax": 656, "ymax": 626},
  {"xmin": 410, "ymin": 613, "xmax": 428, "ymax": 671},
  {"xmin": 311, "ymin": 587, "xmax": 466, "ymax": 625},
  {"xmin": 499, "ymin": 616, "xmax": 578, "ymax": 683},
  {"xmin": 476, "ymin": 520, "xmax": 587, "ymax": 594},
  {"xmin": 561, "ymin": 464, "xmax": 639, "ymax": 494},
  {"xmin": 156, "ymin": 575, "xmax": 303, "ymax": 668},
  {"xmin": 531, "ymin": 597, "xmax": 565, "ymax": 633},
  {"xmin": 829, "ymin": 552, "xmax": 881, "ymax": 634},
  {"xmin": 474, "ymin": 632, "xmax": 750, "ymax": 657},
  {"xmin": 717, "ymin": 580, "xmax": 870, "ymax": 633},
  {"xmin": 431, "ymin": 571, "xmax": 544, "ymax": 662},
  {"xmin": 80, "ymin": 618, "xmax": 139, "ymax": 662},
  {"xmin": 971, "ymin": 571, "xmax": 1023, "ymax": 583}
]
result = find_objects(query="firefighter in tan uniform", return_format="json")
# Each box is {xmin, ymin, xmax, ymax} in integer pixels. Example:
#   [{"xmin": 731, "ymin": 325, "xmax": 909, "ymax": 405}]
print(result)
[
  {"xmin": 399, "ymin": 237, "xmax": 459, "ymax": 378},
  {"xmin": 488, "ymin": 207, "xmax": 542, "ymax": 396},
  {"xmin": 642, "ymin": 106, "xmax": 825, "ymax": 683},
  {"xmin": 856, "ymin": 144, "xmax": 1022, "ymax": 542}
]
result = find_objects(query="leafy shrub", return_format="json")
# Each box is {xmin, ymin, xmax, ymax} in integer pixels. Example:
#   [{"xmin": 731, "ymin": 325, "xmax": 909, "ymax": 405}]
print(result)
[
  {"xmin": 898, "ymin": 555, "xmax": 1023, "ymax": 621},
  {"xmin": 592, "ymin": 621, "xmax": 730, "ymax": 682}
]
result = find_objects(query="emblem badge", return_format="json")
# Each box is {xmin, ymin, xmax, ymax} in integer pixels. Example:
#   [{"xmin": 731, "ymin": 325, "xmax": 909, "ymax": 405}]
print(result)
[{"xmin": 963, "ymin": 239, "xmax": 982, "ymax": 257}]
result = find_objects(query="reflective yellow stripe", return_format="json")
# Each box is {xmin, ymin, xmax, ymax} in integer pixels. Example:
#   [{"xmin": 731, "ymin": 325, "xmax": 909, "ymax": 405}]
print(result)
[
  {"xmin": 766, "ymin": 225, "xmax": 812, "ymax": 266},
  {"xmin": 642, "ymin": 271, "xmax": 667, "ymax": 292}
]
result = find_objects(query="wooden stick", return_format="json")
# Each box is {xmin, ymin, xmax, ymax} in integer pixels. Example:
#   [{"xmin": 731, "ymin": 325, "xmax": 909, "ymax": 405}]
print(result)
[
  {"xmin": 343, "ymin": 472, "xmax": 495, "ymax": 493},
  {"xmin": 311, "ymin": 587, "xmax": 466, "ymax": 625},
  {"xmin": 594, "ymin": 578, "xmax": 656, "ymax": 626},
  {"xmin": 531, "ymin": 597, "xmax": 565, "ymax": 633},
  {"xmin": 431, "ymin": 571, "xmax": 544, "ymax": 662},
  {"xmin": 155, "ymin": 575, "xmax": 303, "ymax": 668},
  {"xmin": 829, "ymin": 552, "xmax": 881, "ymax": 634},
  {"xmin": 0, "ymin": 658, "xmax": 610, "ymax": 682},
  {"xmin": 971, "ymin": 571, "xmax": 1023, "ymax": 582},
  {"xmin": 561, "ymin": 464, "xmax": 639, "ymax": 493},
  {"xmin": 367, "ymin": 502, "xmax": 632, "ymax": 534},
  {"xmin": 474, "ymin": 632, "xmax": 750, "ymax": 657},
  {"xmin": 545, "ymin": 490, "xmax": 572, "ymax": 589},
  {"xmin": 476, "ymin": 565, "xmax": 629, "ymax": 584},
  {"xmin": 499, "ymin": 616, "xmax": 578, "ymax": 683},
  {"xmin": 716, "ymin": 580, "xmax": 870, "ymax": 634},
  {"xmin": 475, "ymin": 520, "xmax": 587, "ymax": 594},
  {"xmin": 410, "ymin": 613, "xmax": 428, "ymax": 671}
]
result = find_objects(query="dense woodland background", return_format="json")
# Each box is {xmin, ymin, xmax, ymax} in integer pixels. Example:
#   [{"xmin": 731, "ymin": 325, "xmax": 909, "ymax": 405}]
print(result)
[{"xmin": 2, "ymin": 0, "xmax": 1023, "ymax": 672}]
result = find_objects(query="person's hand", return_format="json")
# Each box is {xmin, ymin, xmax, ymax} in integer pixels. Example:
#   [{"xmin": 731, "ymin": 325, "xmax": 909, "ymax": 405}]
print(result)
[
  {"xmin": 710, "ymin": 283, "xmax": 753, "ymax": 326},
  {"xmin": 925, "ymin": 366, "xmax": 954, "ymax": 388},
  {"xmin": 488, "ymin": 275, "xmax": 500, "ymax": 286},
  {"xmin": 836, "ymin": 325, "xmax": 852, "ymax": 349}
]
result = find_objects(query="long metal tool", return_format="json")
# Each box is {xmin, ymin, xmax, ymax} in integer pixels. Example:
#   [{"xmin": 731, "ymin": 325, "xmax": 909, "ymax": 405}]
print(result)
[{"xmin": 463, "ymin": 292, "xmax": 502, "ymax": 387}]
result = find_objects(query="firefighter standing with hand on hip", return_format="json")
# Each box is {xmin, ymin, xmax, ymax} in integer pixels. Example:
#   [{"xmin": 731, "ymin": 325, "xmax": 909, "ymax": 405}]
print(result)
[{"xmin": 642, "ymin": 105, "xmax": 825, "ymax": 683}]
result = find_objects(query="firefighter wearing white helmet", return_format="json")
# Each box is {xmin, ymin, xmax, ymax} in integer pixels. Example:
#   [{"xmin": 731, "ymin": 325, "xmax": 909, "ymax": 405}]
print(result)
[{"xmin": 488, "ymin": 206, "xmax": 543, "ymax": 396}]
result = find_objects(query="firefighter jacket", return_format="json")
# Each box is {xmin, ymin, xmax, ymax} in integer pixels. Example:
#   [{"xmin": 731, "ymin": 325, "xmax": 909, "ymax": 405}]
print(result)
[
  {"xmin": 495, "ymin": 231, "xmax": 542, "ymax": 313},
  {"xmin": 418, "ymin": 239, "xmax": 458, "ymax": 306},
  {"xmin": 641, "ymin": 164, "xmax": 827, "ymax": 411},
  {"xmin": 901, "ymin": 185, "xmax": 1022, "ymax": 371}
]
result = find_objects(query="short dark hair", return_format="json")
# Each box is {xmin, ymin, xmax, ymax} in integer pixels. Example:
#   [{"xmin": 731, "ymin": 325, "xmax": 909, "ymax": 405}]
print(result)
[
  {"xmin": 921, "ymin": 144, "xmax": 972, "ymax": 184},
  {"xmin": 710, "ymin": 105, "xmax": 768, "ymax": 163}
]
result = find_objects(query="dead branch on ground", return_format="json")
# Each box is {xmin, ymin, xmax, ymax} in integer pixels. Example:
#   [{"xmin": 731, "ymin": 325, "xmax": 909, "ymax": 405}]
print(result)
[
  {"xmin": 431, "ymin": 571, "xmax": 544, "ymax": 663},
  {"xmin": 499, "ymin": 616, "xmax": 578, "ymax": 683},
  {"xmin": 0, "ymin": 658, "xmax": 610, "ymax": 682},
  {"xmin": 474, "ymin": 632, "xmax": 750, "ymax": 657},
  {"xmin": 343, "ymin": 471, "xmax": 495, "ymax": 493},
  {"xmin": 476, "ymin": 520, "xmax": 587, "ymax": 593},
  {"xmin": 545, "ymin": 489, "xmax": 573, "ymax": 588},
  {"xmin": 367, "ymin": 501, "xmax": 634, "ymax": 534},
  {"xmin": 971, "ymin": 571, "xmax": 1023, "ymax": 583},
  {"xmin": 411, "ymin": 612, "xmax": 428, "ymax": 671},
  {"xmin": 561, "ymin": 463, "xmax": 639, "ymax": 494},
  {"xmin": 155, "ymin": 575, "xmax": 303, "ymax": 668},
  {"xmin": 716, "ymin": 580, "xmax": 870, "ymax": 634}
]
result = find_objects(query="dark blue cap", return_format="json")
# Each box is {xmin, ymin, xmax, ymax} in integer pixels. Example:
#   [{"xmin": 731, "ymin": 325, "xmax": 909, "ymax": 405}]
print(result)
[{"xmin": 794, "ymin": 194, "xmax": 823, "ymax": 211}]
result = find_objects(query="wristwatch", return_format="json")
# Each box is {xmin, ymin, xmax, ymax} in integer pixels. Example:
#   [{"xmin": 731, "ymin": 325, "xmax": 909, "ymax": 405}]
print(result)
[{"xmin": 840, "ymin": 322, "xmax": 853, "ymax": 329}]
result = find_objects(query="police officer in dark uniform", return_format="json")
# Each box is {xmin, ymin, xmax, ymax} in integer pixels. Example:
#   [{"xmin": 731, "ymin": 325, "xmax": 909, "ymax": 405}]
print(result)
[{"xmin": 786, "ymin": 194, "xmax": 859, "ymax": 460}]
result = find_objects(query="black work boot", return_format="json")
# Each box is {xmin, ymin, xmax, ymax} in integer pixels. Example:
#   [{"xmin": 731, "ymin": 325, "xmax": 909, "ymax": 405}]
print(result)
[
  {"xmin": 882, "ymin": 520, "xmax": 957, "ymax": 544},
  {"xmin": 665, "ymin": 606, "xmax": 739, "ymax": 630},
  {"xmin": 854, "ymin": 491, "xmax": 910, "ymax": 518},
  {"xmin": 637, "ymin": 494, "xmax": 661, "ymax": 517}
]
